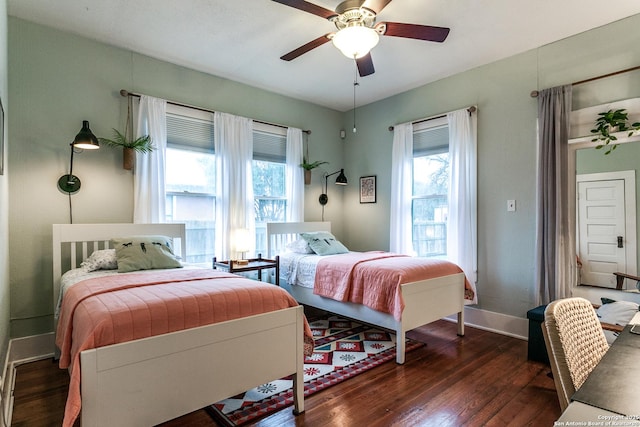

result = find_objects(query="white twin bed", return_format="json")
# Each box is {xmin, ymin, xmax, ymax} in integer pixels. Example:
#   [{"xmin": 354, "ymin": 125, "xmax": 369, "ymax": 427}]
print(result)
[
  {"xmin": 266, "ymin": 221, "xmax": 467, "ymax": 365},
  {"xmin": 52, "ymin": 221, "xmax": 468, "ymax": 426},
  {"xmin": 53, "ymin": 223, "xmax": 306, "ymax": 427}
]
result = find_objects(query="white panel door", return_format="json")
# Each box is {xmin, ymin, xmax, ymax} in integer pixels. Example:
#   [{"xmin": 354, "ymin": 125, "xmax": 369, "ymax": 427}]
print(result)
[{"xmin": 577, "ymin": 179, "xmax": 625, "ymax": 288}]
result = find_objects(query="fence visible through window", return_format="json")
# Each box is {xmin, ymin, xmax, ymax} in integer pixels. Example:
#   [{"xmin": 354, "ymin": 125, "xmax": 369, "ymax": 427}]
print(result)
[{"xmin": 412, "ymin": 222, "xmax": 447, "ymax": 257}]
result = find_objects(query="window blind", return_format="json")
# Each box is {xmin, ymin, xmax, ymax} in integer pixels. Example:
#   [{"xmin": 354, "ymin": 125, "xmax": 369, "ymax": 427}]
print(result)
[
  {"xmin": 253, "ymin": 130, "xmax": 286, "ymax": 162},
  {"xmin": 413, "ymin": 125, "xmax": 449, "ymax": 156},
  {"xmin": 166, "ymin": 113, "xmax": 214, "ymax": 152}
]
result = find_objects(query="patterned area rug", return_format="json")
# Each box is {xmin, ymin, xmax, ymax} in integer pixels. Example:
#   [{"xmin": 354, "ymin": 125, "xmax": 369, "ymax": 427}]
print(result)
[{"xmin": 207, "ymin": 315, "xmax": 423, "ymax": 426}]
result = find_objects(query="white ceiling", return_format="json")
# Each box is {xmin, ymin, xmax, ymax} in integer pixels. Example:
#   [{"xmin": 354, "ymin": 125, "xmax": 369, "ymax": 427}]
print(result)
[{"xmin": 8, "ymin": 0, "xmax": 640, "ymax": 111}]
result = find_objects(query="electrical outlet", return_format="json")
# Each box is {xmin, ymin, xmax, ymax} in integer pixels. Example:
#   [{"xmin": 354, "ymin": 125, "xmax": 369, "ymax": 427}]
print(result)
[{"xmin": 507, "ymin": 200, "xmax": 516, "ymax": 212}]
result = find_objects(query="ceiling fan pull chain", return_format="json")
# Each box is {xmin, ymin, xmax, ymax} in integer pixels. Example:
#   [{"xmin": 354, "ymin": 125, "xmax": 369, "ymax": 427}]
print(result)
[{"xmin": 353, "ymin": 63, "xmax": 359, "ymax": 133}]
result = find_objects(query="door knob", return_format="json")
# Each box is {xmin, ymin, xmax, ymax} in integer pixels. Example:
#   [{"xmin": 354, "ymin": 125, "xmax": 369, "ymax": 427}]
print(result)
[{"xmin": 618, "ymin": 236, "xmax": 623, "ymax": 248}]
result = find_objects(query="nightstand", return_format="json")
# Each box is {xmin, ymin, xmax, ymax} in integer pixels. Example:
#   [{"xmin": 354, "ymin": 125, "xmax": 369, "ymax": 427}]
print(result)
[{"xmin": 212, "ymin": 254, "xmax": 280, "ymax": 286}]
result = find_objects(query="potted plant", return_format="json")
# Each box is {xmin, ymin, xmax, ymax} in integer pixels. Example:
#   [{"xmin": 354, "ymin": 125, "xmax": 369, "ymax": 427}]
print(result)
[
  {"xmin": 591, "ymin": 108, "xmax": 640, "ymax": 155},
  {"xmin": 300, "ymin": 157, "xmax": 328, "ymax": 185},
  {"xmin": 99, "ymin": 129, "xmax": 154, "ymax": 170}
]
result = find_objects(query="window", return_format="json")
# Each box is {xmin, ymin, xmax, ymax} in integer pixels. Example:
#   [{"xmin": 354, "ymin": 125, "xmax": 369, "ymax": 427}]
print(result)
[
  {"xmin": 412, "ymin": 117, "xmax": 449, "ymax": 257},
  {"xmin": 165, "ymin": 105, "xmax": 215, "ymax": 264},
  {"xmin": 252, "ymin": 123, "xmax": 287, "ymax": 255},
  {"xmin": 165, "ymin": 107, "xmax": 291, "ymax": 261}
]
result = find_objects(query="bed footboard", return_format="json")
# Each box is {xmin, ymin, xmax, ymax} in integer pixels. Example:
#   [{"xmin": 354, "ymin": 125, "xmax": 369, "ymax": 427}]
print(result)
[
  {"xmin": 80, "ymin": 306, "xmax": 305, "ymax": 426},
  {"xmin": 395, "ymin": 272, "xmax": 465, "ymax": 364}
]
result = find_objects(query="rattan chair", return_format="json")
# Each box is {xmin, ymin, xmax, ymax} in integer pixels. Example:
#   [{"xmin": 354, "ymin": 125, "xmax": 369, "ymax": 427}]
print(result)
[{"xmin": 541, "ymin": 297, "xmax": 610, "ymax": 411}]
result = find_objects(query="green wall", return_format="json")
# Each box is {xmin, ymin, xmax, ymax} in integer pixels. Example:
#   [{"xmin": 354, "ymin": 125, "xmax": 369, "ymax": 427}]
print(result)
[
  {"xmin": 0, "ymin": 0, "xmax": 9, "ymax": 368},
  {"xmin": 341, "ymin": 13, "xmax": 640, "ymax": 318},
  {"xmin": 8, "ymin": 17, "xmax": 344, "ymax": 338},
  {"xmin": 7, "ymin": 13, "xmax": 640, "ymax": 338}
]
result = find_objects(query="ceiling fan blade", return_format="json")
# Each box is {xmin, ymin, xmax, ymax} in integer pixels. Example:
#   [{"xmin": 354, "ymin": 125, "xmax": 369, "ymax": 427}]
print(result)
[
  {"xmin": 361, "ymin": 0, "xmax": 393, "ymax": 14},
  {"xmin": 280, "ymin": 33, "xmax": 333, "ymax": 61},
  {"xmin": 377, "ymin": 22, "xmax": 450, "ymax": 42},
  {"xmin": 356, "ymin": 53, "xmax": 375, "ymax": 77},
  {"xmin": 271, "ymin": 0, "xmax": 337, "ymax": 20}
]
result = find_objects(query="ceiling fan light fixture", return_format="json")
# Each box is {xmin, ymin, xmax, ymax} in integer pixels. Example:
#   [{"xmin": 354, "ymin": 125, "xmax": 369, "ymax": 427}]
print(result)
[{"xmin": 332, "ymin": 25, "xmax": 379, "ymax": 59}]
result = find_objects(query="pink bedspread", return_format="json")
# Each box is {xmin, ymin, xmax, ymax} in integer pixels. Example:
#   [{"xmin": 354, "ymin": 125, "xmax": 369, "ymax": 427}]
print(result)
[
  {"xmin": 313, "ymin": 252, "xmax": 471, "ymax": 320},
  {"xmin": 56, "ymin": 268, "xmax": 312, "ymax": 427}
]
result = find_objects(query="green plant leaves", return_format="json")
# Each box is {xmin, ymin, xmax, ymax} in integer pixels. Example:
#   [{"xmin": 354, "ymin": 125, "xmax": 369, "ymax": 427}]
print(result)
[
  {"xmin": 300, "ymin": 157, "xmax": 328, "ymax": 170},
  {"xmin": 590, "ymin": 109, "xmax": 640, "ymax": 155},
  {"xmin": 98, "ymin": 129, "xmax": 154, "ymax": 153}
]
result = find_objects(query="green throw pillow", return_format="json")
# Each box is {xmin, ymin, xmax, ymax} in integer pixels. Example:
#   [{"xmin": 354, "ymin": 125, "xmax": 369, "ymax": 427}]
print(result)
[
  {"xmin": 300, "ymin": 231, "xmax": 349, "ymax": 256},
  {"xmin": 112, "ymin": 235, "xmax": 182, "ymax": 273}
]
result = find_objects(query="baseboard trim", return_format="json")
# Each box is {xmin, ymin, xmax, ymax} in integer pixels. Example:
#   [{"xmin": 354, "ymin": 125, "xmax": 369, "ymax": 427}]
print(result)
[
  {"xmin": 2, "ymin": 332, "xmax": 55, "ymax": 426},
  {"xmin": 445, "ymin": 306, "xmax": 528, "ymax": 340}
]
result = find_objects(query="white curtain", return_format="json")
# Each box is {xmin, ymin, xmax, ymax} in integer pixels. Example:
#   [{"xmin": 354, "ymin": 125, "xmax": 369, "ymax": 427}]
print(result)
[
  {"xmin": 133, "ymin": 95, "xmax": 167, "ymax": 224},
  {"xmin": 286, "ymin": 127, "xmax": 304, "ymax": 222},
  {"xmin": 447, "ymin": 108, "xmax": 478, "ymax": 305},
  {"xmin": 214, "ymin": 112, "xmax": 254, "ymax": 260},
  {"xmin": 535, "ymin": 85, "xmax": 573, "ymax": 304},
  {"xmin": 390, "ymin": 122, "xmax": 414, "ymax": 254}
]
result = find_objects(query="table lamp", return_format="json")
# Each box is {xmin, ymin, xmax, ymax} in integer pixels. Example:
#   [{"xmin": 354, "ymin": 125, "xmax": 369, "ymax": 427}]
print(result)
[{"xmin": 234, "ymin": 228, "xmax": 251, "ymax": 265}]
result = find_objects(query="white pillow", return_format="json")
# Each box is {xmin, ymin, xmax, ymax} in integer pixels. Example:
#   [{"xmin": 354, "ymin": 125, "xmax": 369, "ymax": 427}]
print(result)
[
  {"xmin": 81, "ymin": 249, "xmax": 118, "ymax": 272},
  {"xmin": 300, "ymin": 231, "xmax": 349, "ymax": 256},
  {"xmin": 596, "ymin": 300, "xmax": 640, "ymax": 344},
  {"xmin": 286, "ymin": 238, "xmax": 314, "ymax": 254}
]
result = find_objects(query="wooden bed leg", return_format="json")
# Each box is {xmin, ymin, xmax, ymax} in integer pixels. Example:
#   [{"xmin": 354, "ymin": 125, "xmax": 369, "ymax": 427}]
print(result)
[
  {"xmin": 292, "ymin": 367, "xmax": 305, "ymax": 415},
  {"xmin": 396, "ymin": 329, "xmax": 406, "ymax": 365},
  {"xmin": 292, "ymin": 307, "xmax": 305, "ymax": 415},
  {"xmin": 457, "ymin": 310, "xmax": 465, "ymax": 336}
]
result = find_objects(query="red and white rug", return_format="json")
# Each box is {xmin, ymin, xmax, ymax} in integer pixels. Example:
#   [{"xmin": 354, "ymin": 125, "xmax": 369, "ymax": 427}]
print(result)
[{"xmin": 207, "ymin": 315, "xmax": 423, "ymax": 426}]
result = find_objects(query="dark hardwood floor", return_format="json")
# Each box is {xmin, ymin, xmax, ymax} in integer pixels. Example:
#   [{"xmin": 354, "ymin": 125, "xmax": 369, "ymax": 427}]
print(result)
[{"xmin": 11, "ymin": 319, "xmax": 561, "ymax": 427}]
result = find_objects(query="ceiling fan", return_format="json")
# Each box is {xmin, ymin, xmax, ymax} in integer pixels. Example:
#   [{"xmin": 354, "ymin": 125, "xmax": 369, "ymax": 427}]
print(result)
[{"xmin": 272, "ymin": 0, "xmax": 450, "ymax": 77}]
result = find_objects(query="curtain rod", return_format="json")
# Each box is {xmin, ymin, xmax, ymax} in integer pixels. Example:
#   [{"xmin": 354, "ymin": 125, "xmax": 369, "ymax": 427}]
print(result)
[
  {"xmin": 119, "ymin": 89, "xmax": 311, "ymax": 134},
  {"xmin": 529, "ymin": 65, "xmax": 640, "ymax": 98},
  {"xmin": 387, "ymin": 106, "xmax": 477, "ymax": 131}
]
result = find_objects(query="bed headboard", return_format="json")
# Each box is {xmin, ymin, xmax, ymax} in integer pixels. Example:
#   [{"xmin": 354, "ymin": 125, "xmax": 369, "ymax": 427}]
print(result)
[
  {"xmin": 266, "ymin": 222, "xmax": 331, "ymax": 257},
  {"xmin": 52, "ymin": 223, "xmax": 186, "ymax": 315}
]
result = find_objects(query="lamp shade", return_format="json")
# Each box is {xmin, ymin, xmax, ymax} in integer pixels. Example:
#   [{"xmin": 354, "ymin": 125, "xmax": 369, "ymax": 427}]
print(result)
[
  {"xmin": 72, "ymin": 120, "xmax": 100, "ymax": 150},
  {"xmin": 319, "ymin": 169, "xmax": 348, "ymax": 205},
  {"xmin": 234, "ymin": 228, "xmax": 251, "ymax": 253},
  {"xmin": 332, "ymin": 26, "xmax": 379, "ymax": 59}
]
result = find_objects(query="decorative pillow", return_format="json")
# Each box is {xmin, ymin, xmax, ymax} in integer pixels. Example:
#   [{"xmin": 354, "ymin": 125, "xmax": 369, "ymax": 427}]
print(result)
[
  {"xmin": 81, "ymin": 249, "xmax": 118, "ymax": 272},
  {"xmin": 596, "ymin": 299, "xmax": 640, "ymax": 344},
  {"xmin": 300, "ymin": 231, "xmax": 349, "ymax": 256},
  {"xmin": 286, "ymin": 238, "xmax": 314, "ymax": 254},
  {"xmin": 112, "ymin": 235, "xmax": 182, "ymax": 273}
]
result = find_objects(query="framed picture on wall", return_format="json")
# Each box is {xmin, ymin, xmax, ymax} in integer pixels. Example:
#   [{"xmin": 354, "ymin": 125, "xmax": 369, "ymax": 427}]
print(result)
[{"xmin": 359, "ymin": 175, "xmax": 376, "ymax": 204}]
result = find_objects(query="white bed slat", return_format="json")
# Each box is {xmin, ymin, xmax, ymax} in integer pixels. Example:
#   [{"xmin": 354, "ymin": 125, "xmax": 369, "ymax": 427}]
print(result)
[{"xmin": 81, "ymin": 241, "xmax": 88, "ymax": 263}]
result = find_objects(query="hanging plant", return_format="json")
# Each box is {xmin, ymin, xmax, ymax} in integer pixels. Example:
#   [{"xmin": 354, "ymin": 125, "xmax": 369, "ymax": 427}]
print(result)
[
  {"xmin": 300, "ymin": 157, "xmax": 329, "ymax": 171},
  {"xmin": 99, "ymin": 129, "xmax": 154, "ymax": 153},
  {"xmin": 300, "ymin": 157, "xmax": 328, "ymax": 185},
  {"xmin": 590, "ymin": 109, "xmax": 640, "ymax": 155},
  {"xmin": 98, "ymin": 95, "xmax": 154, "ymax": 169},
  {"xmin": 300, "ymin": 132, "xmax": 328, "ymax": 185}
]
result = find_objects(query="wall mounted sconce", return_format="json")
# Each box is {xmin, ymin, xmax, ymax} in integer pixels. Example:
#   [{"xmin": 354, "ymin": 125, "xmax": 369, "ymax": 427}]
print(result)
[
  {"xmin": 319, "ymin": 169, "xmax": 347, "ymax": 205},
  {"xmin": 57, "ymin": 120, "xmax": 100, "ymax": 194}
]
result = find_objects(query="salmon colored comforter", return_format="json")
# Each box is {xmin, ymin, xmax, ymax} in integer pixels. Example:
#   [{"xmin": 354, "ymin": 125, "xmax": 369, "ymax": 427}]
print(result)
[
  {"xmin": 56, "ymin": 268, "xmax": 313, "ymax": 427},
  {"xmin": 313, "ymin": 252, "xmax": 473, "ymax": 321}
]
